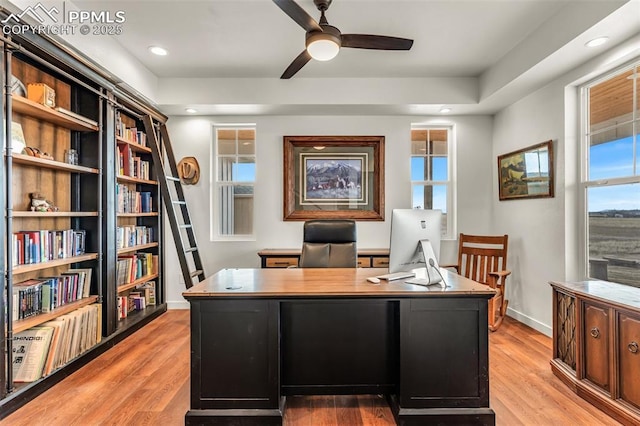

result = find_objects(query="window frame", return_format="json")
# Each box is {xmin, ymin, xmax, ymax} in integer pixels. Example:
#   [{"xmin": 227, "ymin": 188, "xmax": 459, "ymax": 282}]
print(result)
[
  {"xmin": 410, "ymin": 124, "xmax": 456, "ymax": 239},
  {"xmin": 580, "ymin": 60, "xmax": 639, "ymax": 281},
  {"xmin": 211, "ymin": 123, "xmax": 257, "ymax": 242}
]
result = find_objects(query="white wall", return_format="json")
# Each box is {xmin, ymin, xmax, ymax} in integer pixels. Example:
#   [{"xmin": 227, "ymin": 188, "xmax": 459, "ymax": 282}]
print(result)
[
  {"xmin": 492, "ymin": 35, "xmax": 640, "ymax": 335},
  {"xmin": 163, "ymin": 115, "xmax": 494, "ymax": 308}
]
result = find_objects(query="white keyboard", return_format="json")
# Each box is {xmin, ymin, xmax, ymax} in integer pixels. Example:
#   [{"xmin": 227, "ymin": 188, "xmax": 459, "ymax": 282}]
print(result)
[{"xmin": 376, "ymin": 271, "xmax": 416, "ymax": 281}]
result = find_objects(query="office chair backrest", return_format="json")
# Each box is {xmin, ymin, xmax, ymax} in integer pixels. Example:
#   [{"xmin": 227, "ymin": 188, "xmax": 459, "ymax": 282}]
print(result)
[{"xmin": 299, "ymin": 220, "xmax": 357, "ymax": 268}]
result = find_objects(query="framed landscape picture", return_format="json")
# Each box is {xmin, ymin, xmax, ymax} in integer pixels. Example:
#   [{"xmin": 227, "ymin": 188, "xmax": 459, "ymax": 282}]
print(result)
[
  {"xmin": 498, "ymin": 140, "xmax": 554, "ymax": 201},
  {"xmin": 283, "ymin": 135, "xmax": 385, "ymax": 220}
]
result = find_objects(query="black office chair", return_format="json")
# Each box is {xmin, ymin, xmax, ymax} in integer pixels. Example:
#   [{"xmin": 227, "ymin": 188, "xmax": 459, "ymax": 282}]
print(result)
[{"xmin": 299, "ymin": 220, "xmax": 357, "ymax": 268}]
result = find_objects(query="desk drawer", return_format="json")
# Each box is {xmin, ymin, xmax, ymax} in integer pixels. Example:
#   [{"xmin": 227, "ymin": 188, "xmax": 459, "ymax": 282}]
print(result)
[
  {"xmin": 358, "ymin": 257, "xmax": 372, "ymax": 268},
  {"xmin": 266, "ymin": 257, "xmax": 299, "ymax": 268},
  {"xmin": 372, "ymin": 257, "xmax": 390, "ymax": 268}
]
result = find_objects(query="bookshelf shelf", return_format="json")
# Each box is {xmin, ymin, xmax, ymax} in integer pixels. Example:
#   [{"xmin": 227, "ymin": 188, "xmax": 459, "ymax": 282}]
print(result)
[
  {"xmin": 116, "ymin": 136, "xmax": 151, "ymax": 153},
  {"xmin": 117, "ymin": 273, "xmax": 159, "ymax": 293},
  {"xmin": 11, "ymin": 253, "xmax": 99, "ymax": 275},
  {"xmin": 11, "ymin": 154, "xmax": 100, "ymax": 174},
  {"xmin": 117, "ymin": 175, "xmax": 158, "ymax": 185},
  {"xmin": 117, "ymin": 212, "xmax": 158, "ymax": 218},
  {"xmin": 117, "ymin": 242, "xmax": 159, "ymax": 255},
  {"xmin": 11, "ymin": 95, "xmax": 99, "ymax": 132},
  {"xmin": 13, "ymin": 211, "xmax": 99, "ymax": 217},
  {"xmin": 13, "ymin": 296, "xmax": 99, "ymax": 334}
]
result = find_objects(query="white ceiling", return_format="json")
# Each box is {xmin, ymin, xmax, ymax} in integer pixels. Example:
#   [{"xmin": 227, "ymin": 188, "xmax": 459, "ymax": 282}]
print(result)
[{"xmin": 68, "ymin": 0, "xmax": 640, "ymax": 115}]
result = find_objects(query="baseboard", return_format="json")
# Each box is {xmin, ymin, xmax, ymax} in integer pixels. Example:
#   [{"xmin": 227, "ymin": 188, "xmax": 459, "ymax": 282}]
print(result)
[
  {"xmin": 168, "ymin": 300, "xmax": 190, "ymax": 310},
  {"xmin": 506, "ymin": 307, "xmax": 551, "ymax": 337}
]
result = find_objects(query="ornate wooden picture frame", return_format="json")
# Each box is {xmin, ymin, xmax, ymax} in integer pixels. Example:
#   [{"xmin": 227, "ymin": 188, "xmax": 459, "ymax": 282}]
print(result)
[
  {"xmin": 283, "ymin": 136, "xmax": 385, "ymax": 221},
  {"xmin": 498, "ymin": 140, "xmax": 554, "ymax": 201}
]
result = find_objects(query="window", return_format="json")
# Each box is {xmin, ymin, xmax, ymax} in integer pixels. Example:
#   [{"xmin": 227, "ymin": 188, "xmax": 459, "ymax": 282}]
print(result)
[
  {"xmin": 582, "ymin": 62, "xmax": 640, "ymax": 287},
  {"xmin": 410, "ymin": 126, "xmax": 454, "ymax": 238},
  {"xmin": 212, "ymin": 125, "xmax": 256, "ymax": 240}
]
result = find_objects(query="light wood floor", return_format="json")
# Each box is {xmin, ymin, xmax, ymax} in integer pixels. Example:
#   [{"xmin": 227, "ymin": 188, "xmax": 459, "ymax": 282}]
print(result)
[{"xmin": 1, "ymin": 310, "xmax": 621, "ymax": 425}]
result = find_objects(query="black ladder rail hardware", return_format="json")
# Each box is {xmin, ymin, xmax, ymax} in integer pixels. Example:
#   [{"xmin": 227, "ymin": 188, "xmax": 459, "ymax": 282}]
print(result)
[{"xmin": 142, "ymin": 115, "xmax": 205, "ymax": 289}]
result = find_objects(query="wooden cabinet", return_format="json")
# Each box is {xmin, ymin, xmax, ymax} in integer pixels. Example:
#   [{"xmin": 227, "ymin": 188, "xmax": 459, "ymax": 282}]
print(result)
[
  {"xmin": 258, "ymin": 248, "xmax": 389, "ymax": 269},
  {"xmin": 551, "ymin": 280, "xmax": 640, "ymax": 425},
  {"xmin": 1, "ymin": 19, "xmax": 167, "ymax": 418}
]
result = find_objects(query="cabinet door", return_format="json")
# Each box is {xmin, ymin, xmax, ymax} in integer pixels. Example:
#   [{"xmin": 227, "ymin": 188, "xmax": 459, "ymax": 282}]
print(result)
[
  {"xmin": 619, "ymin": 313, "xmax": 640, "ymax": 410},
  {"xmin": 583, "ymin": 303, "xmax": 610, "ymax": 392}
]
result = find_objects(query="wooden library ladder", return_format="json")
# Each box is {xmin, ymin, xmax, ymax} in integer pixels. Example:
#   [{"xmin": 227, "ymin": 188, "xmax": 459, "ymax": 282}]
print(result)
[{"xmin": 142, "ymin": 116, "xmax": 206, "ymax": 289}]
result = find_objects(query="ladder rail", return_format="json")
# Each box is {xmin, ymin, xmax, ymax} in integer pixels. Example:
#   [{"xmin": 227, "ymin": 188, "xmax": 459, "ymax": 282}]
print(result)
[{"xmin": 142, "ymin": 116, "xmax": 205, "ymax": 289}]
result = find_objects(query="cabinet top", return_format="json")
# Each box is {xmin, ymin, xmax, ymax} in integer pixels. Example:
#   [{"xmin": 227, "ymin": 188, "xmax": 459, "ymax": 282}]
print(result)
[
  {"xmin": 183, "ymin": 267, "xmax": 496, "ymax": 299},
  {"xmin": 550, "ymin": 280, "xmax": 640, "ymax": 312}
]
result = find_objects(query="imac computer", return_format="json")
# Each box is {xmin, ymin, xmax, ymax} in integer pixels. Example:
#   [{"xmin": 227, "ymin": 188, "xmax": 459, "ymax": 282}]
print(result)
[{"xmin": 387, "ymin": 208, "xmax": 445, "ymax": 286}]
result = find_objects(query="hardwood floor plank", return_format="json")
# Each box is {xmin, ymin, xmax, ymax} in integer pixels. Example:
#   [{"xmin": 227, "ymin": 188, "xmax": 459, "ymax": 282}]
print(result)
[{"xmin": 1, "ymin": 311, "xmax": 625, "ymax": 426}]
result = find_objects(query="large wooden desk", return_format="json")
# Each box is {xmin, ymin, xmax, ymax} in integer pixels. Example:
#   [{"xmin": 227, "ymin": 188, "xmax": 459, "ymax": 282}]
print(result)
[{"xmin": 183, "ymin": 268, "xmax": 496, "ymax": 425}]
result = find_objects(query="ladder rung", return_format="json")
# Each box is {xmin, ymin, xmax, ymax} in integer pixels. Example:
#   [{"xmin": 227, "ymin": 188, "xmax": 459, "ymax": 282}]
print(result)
[
  {"xmin": 179, "ymin": 224, "xmax": 193, "ymax": 229},
  {"xmin": 172, "ymin": 201, "xmax": 186, "ymax": 205},
  {"xmin": 166, "ymin": 176, "xmax": 180, "ymax": 182},
  {"xmin": 185, "ymin": 247, "xmax": 198, "ymax": 253},
  {"xmin": 190, "ymin": 269, "xmax": 204, "ymax": 277}
]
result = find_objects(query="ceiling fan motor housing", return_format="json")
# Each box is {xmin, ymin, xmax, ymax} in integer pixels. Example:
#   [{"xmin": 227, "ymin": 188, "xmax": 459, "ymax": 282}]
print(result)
[{"xmin": 306, "ymin": 25, "xmax": 342, "ymax": 49}]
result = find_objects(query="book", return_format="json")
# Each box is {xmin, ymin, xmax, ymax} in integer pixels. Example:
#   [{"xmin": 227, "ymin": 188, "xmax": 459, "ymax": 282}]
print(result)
[
  {"xmin": 10, "ymin": 121, "xmax": 26, "ymax": 154},
  {"xmin": 12, "ymin": 326, "xmax": 55, "ymax": 382}
]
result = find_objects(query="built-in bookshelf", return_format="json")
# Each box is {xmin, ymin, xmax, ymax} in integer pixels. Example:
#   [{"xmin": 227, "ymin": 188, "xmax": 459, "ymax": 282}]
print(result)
[
  {"xmin": 4, "ymin": 55, "xmax": 103, "ymax": 394},
  {"xmin": 114, "ymin": 109, "xmax": 162, "ymax": 327},
  {"xmin": 1, "ymin": 14, "xmax": 167, "ymax": 417}
]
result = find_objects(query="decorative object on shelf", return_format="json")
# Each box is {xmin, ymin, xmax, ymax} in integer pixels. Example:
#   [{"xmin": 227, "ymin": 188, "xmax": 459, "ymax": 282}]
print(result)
[
  {"xmin": 23, "ymin": 146, "xmax": 54, "ymax": 160},
  {"xmin": 10, "ymin": 74, "xmax": 26, "ymax": 96},
  {"xmin": 178, "ymin": 156, "xmax": 200, "ymax": 185},
  {"xmin": 65, "ymin": 148, "xmax": 78, "ymax": 165},
  {"xmin": 10, "ymin": 121, "xmax": 26, "ymax": 154},
  {"xmin": 498, "ymin": 140, "xmax": 554, "ymax": 201},
  {"xmin": 283, "ymin": 135, "xmax": 385, "ymax": 221},
  {"xmin": 29, "ymin": 192, "xmax": 58, "ymax": 212},
  {"xmin": 27, "ymin": 82, "xmax": 56, "ymax": 108}
]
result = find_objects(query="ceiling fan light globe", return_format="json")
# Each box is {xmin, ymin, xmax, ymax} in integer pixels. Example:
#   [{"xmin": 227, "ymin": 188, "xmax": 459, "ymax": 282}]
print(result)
[{"xmin": 307, "ymin": 39, "xmax": 340, "ymax": 61}]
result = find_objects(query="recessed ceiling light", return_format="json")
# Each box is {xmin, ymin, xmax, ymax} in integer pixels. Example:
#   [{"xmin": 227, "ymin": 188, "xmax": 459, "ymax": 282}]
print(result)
[
  {"xmin": 440, "ymin": 107, "xmax": 452, "ymax": 113},
  {"xmin": 149, "ymin": 46, "xmax": 168, "ymax": 56},
  {"xmin": 585, "ymin": 37, "xmax": 609, "ymax": 48},
  {"xmin": 185, "ymin": 108, "xmax": 197, "ymax": 114}
]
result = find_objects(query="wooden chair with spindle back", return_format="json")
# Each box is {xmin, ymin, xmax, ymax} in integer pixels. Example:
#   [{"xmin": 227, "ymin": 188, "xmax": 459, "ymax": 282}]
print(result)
[{"xmin": 450, "ymin": 233, "xmax": 511, "ymax": 331}]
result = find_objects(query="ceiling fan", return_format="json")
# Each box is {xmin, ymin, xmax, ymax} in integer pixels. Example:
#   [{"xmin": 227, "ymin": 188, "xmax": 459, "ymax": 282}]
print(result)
[{"xmin": 273, "ymin": 0, "xmax": 414, "ymax": 79}]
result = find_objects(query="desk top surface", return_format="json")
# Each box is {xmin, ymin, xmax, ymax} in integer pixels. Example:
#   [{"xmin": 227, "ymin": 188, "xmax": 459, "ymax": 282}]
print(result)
[{"xmin": 183, "ymin": 267, "xmax": 495, "ymax": 299}]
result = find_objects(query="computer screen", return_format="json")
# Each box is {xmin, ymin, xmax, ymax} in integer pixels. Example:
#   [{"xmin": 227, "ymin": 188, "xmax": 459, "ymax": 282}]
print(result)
[{"xmin": 388, "ymin": 209, "xmax": 442, "ymax": 274}]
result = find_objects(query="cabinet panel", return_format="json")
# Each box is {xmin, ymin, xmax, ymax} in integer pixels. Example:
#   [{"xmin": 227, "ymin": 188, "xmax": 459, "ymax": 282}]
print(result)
[
  {"xmin": 583, "ymin": 303, "xmax": 610, "ymax": 392},
  {"xmin": 619, "ymin": 313, "xmax": 640, "ymax": 410}
]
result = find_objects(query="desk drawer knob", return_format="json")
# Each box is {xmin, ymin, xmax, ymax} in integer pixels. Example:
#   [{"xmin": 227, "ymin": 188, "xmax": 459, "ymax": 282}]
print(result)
[
  {"xmin": 590, "ymin": 327, "xmax": 600, "ymax": 339},
  {"xmin": 629, "ymin": 342, "xmax": 639, "ymax": 354}
]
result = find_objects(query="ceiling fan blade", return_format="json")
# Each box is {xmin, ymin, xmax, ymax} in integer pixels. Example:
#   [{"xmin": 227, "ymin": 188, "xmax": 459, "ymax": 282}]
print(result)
[
  {"xmin": 273, "ymin": 0, "xmax": 322, "ymax": 33},
  {"xmin": 281, "ymin": 50, "xmax": 312, "ymax": 79},
  {"xmin": 341, "ymin": 34, "xmax": 414, "ymax": 50}
]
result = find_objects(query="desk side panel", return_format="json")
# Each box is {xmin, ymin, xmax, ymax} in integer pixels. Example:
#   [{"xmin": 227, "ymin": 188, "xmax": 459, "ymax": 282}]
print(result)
[
  {"xmin": 190, "ymin": 299, "xmax": 280, "ymax": 410},
  {"xmin": 399, "ymin": 298, "xmax": 489, "ymax": 408}
]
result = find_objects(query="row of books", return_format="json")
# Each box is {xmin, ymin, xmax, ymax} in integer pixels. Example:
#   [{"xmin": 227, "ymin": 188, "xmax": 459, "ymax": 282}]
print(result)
[
  {"xmin": 116, "ymin": 184, "xmax": 153, "ymax": 213},
  {"xmin": 12, "ymin": 268, "xmax": 92, "ymax": 321},
  {"xmin": 12, "ymin": 303, "xmax": 102, "ymax": 382},
  {"xmin": 116, "ymin": 225, "xmax": 154, "ymax": 250},
  {"xmin": 117, "ymin": 281, "xmax": 156, "ymax": 320},
  {"xmin": 117, "ymin": 143, "xmax": 151, "ymax": 179},
  {"xmin": 116, "ymin": 111, "xmax": 147, "ymax": 146},
  {"xmin": 116, "ymin": 253, "xmax": 158, "ymax": 286},
  {"xmin": 12, "ymin": 229, "xmax": 86, "ymax": 266}
]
